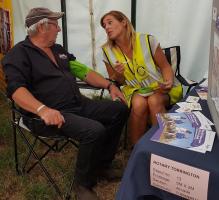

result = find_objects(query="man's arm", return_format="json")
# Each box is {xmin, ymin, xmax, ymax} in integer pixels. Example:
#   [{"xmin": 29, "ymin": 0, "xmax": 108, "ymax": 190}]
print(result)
[
  {"xmin": 85, "ymin": 70, "xmax": 111, "ymax": 89},
  {"xmin": 69, "ymin": 59, "xmax": 126, "ymax": 103},
  {"xmin": 85, "ymin": 71, "xmax": 126, "ymax": 103},
  {"xmin": 12, "ymin": 87, "xmax": 44, "ymax": 114},
  {"xmin": 12, "ymin": 87, "xmax": 65, "ymax": 128}
]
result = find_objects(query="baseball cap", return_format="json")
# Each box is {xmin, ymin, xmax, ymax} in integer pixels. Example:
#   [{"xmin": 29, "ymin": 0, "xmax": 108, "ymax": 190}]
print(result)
[{"xmin": 25, "ymin": 7, "xmax": 64, "ymax": 28}]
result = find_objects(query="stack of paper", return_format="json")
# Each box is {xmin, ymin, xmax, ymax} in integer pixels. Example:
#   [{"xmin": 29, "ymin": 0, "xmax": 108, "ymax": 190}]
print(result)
[
  {"xmin": 196, "ymin": 79, "xmax": 208, "ymax": 100},
  {"xmin": 175, "ymin": 96, "xmax": 202, "ymax": 112},
  {"xmin": 196, "ymin": 87, "xmax": 208, "ymax": 100},
  {"xmin": 151, "ymin": 112, "xmax": 215, "ymax": 153}
]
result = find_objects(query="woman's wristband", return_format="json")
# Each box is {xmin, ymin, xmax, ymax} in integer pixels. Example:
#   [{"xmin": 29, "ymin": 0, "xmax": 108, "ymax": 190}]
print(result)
[{"xmin": 36, "ymin": 104, "xmax": 46, "ymax": 113}]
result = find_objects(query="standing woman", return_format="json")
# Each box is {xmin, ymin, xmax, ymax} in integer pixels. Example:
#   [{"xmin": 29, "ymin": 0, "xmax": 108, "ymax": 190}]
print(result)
[{"xmin": 100, "ymin": 10, "xmax": 182, "ymax": 145}]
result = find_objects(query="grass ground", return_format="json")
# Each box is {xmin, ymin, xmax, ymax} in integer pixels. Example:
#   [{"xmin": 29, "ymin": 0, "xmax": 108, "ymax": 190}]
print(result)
[{"xmin": 0, "ymin": 92, "xmax": 131, "ymax": 200}]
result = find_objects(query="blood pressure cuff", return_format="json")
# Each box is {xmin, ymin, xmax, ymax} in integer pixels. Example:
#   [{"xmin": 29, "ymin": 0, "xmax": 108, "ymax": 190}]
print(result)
[{"xmin": 69, "ymin": 60, "xmax": 92, "ymax": 80}]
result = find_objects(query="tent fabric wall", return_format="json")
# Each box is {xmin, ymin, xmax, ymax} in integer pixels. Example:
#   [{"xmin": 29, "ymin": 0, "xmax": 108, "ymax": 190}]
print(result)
[
  {"xmin": 136, "ymin": 0, "xmax": 212, "ymax": 82},
  {"xmin": 12, "ymin": 0, "xmax": 63, "ymax": 45},
  {"xmin": 66, "ymin": 0, "xmax": 131, "ymax": 76},
  {"xmin": 11, "ymin": 0, "xmax": 212, "ymax": 82}
]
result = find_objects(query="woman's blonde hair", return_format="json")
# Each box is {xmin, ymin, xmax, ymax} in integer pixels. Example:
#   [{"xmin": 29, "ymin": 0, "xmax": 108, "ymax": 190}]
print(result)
[{"xmin": 100, "ymin": 10, "xmax": 136, "ymax": 49}]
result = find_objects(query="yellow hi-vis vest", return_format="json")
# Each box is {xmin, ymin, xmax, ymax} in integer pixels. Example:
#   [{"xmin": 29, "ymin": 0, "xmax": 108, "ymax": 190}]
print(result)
[{"xmin": 102, "ymin": 33, "xmax": 183, "ymax": 107}]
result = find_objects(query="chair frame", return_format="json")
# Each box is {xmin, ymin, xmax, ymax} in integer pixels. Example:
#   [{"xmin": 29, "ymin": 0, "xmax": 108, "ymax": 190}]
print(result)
[
  {"xmin": 162, "ymin": 46, "xmax": 198, "ymax": 94},
  {"xmin": 9, "ymin": 80, "xmax": 105, "ymax": 199},
  {"xmin": 11, "ymin": 101, "xmax": 78, "ymax": 200},
  {"xmin": 76, "ymin": 80, "xmax": 105, "ymax": 99}
]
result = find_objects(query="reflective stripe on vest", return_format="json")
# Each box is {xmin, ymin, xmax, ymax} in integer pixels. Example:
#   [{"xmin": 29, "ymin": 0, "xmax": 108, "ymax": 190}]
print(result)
[
  {"xmin": 139, "ymin": 34, "xmax": 162, "ymax": 82},
  {"xmin": 103, "ymin": 46, "xmax": 141, "ymax": 88},
  {"xmin": 103, "ymin": 33, "xmax": 162, "ymax": 88},
  {"xmin": 139, "ymin": 33, "xmax": 180, "ymax": 87},
  {"xmin": 102, "ymin": 47, "xmax": 117, "ymax": 66}
]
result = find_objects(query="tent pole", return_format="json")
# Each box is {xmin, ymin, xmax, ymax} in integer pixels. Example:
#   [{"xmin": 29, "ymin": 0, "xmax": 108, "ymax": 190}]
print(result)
[
  {"xmin": 89, "ymin": 0, "xmax": 97, "ymax": 70},
  {"xmin": 131, "ymin": 0, "xmax": 137, "ymax": 30},
  {"xmin": 61, "ymin": 0, "xmax": 68, "ymax": 50}
]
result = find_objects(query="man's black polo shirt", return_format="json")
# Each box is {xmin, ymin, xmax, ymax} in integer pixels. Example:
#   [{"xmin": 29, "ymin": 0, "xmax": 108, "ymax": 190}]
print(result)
[{"xmin": 2, "ymin": 37, "xmax": 82, "ymax": 112}]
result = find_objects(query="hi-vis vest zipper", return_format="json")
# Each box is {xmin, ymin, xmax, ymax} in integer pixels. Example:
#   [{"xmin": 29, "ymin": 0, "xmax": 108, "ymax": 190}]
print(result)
[{"xmin": 102, "ymin": 33, "xmax": 182, "ymax": 106}]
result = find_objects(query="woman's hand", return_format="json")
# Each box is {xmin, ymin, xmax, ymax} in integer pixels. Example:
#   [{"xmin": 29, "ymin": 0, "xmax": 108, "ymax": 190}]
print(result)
[
  {"xmin": 114, "ymin": 61, "xmax": 125, "ymax": 74},
  {"xmin": 108, "ymin": 61, "xmax": 126, "ymax": 84},
  {"xmin": 157, "ymin": 80, "xmax": 173, "ymax": 94},
  {"xmin": 160, "ymin": 79, "xmax": 173, "ymax": 90}
]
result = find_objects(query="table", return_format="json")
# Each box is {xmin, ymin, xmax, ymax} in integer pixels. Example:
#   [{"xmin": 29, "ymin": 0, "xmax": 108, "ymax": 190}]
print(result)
[{"xmin": 116, "ymin": 85, "xmax": 219, "ymax": 200}]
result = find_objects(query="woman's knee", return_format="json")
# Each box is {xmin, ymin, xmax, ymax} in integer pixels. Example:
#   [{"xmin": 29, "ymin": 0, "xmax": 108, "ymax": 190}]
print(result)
[
  {"xmin": 148, "ymin": 94, "xmax": 165, "ymax": 108},
  {"xmin": 131, "ymin": 95, "xmax": 148, "ymax": 114},
  {"xmin": 148, "ymin": 94, "xmax": 167, "ymax": 113}
]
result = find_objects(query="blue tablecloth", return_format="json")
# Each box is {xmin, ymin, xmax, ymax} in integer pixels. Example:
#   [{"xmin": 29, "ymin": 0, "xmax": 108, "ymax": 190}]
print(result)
[{"xmin": 116, "ymin": 86, "xmax": 219, "ymax": 200}]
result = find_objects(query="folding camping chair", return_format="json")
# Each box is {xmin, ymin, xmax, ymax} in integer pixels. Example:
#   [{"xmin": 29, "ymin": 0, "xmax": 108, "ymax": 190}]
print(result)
[
  {"xmin": 162, "ymin": 45, "xmax": 198, "ymax": 94},
  {"xmin": 10, "ymin": 81, "xmax": 105, "ymax": 199},
  {"xmin": 11, "ymin": 100, "xmax": 78, "ymax": 200}
]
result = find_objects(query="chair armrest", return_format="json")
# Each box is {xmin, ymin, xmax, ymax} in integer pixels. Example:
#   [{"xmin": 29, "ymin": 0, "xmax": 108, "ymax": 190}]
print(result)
[
  {"xmin": 76, "ymin": 80, "xmax": 103, "ymax": 90},
  {"xmin": 176, "ymin": 74, "xmax": 198, "ymax": 94},
  {"xmin": 11, "ymin": 103, "xmax": 43, "ymax": 132},
  {"xmin": 76, "ymin": 80, "xmax": 105, "ymax": 99},
  {"xmin": 176, "ymin": 74, "xmax": 198, "ymax": 86},
  {"xmin": 12, "ymin": 106, "xmax": 41, "ymax": 122}
]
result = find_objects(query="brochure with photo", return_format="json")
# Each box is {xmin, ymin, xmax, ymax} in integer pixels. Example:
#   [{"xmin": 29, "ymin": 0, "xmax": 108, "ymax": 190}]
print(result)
[{"xmin": 151, "ymin": 112, "xmax": 215, "ymax": 153}]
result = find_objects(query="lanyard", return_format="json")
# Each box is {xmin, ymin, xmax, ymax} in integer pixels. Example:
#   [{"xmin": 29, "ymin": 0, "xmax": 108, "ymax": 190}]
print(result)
[{"xmin": 118, "ymin": 46, "xmax": 135, "ymax": 76}]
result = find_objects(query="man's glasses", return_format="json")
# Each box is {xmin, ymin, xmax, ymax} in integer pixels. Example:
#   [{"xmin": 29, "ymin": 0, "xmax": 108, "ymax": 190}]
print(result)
[{"xmin": 48, "ymin": 21, "xmax": 59, "ymax": 29}]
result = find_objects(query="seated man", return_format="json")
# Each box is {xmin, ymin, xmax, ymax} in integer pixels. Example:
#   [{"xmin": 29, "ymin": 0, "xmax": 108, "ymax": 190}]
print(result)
[{"xmin": 2, "ymin": 7, "xmax": 128, "ymax": 200}]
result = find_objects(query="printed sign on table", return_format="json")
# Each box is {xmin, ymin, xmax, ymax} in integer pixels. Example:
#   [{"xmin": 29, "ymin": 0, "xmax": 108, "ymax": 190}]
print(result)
[{"xmin": 150, "ymin": 154, "xmax": 209, "ymax": 200}]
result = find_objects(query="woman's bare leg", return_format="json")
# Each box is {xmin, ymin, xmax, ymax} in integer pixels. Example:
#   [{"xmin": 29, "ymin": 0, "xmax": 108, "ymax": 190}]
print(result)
[
  {"xmin": 128, "ymin": 94, "xmax": 149, "ymax": 145},
  {"xmin": 148, "ymin": 93, "xmax": 170, "ymax": 125}
]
